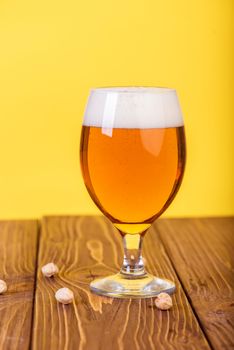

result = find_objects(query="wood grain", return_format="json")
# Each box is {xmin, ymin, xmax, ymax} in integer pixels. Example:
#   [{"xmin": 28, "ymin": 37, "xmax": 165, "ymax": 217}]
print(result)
[
  {"xmin": 155, "ymin": 217, "xmax": 234, "ymax": 350},
  {"xmin": 32, "ymin": 216, "xmax": 210, "ymax": 350},
  {"xmin": 0, "ymin": 220, "xmax": 38, "ymax": 350}
]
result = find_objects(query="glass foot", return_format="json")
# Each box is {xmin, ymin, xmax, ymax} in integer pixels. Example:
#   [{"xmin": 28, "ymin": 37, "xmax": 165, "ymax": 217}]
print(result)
[{"xmin": 90, "ymin": 272, "xmax": 175, "ymax": 299}]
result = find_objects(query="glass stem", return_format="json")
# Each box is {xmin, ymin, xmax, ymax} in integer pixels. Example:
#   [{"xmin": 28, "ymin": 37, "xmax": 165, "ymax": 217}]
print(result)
[{"xmin": 120, "ymin": 234, "xmax": 146, "ymax": 278}]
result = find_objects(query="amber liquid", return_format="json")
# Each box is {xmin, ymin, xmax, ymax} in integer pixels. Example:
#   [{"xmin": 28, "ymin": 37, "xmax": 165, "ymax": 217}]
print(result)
[{"xmin": 80, "ymin": 126, "xmax": 186, "ymax": 234}]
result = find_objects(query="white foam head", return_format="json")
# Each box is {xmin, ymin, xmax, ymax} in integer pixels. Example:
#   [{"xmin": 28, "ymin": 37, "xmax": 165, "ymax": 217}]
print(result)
[{"xmin": 83, "ymin": 87, "xmax": 183, "ymax": 129}]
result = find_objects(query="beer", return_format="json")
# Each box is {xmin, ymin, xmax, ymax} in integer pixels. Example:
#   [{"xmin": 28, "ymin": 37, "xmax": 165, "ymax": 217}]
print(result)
[
  {"xmin": 80, "ymin": 87, "xmax": 186, "ymax": 297},
  {"xmin": 80, "ymin": 87, "xmax": 186, "ymax": 235}
]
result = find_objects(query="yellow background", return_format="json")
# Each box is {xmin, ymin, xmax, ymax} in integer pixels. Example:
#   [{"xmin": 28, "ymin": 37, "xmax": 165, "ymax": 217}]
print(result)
[{"xmin": 0, "ymin": 0, "xmax": 233, "ymax": 219}]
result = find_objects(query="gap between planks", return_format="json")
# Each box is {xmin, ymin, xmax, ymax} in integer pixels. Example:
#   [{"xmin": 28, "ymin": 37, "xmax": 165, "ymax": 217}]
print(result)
[{"xmin": 29, "ymin": 220, "xmax": 41, "ymax": 350}]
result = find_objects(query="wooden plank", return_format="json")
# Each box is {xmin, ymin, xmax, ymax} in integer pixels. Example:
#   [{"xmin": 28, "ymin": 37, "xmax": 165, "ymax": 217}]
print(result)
[
  {"xmin": 0, "ymin": 220, "xmax": 38, "ymax": 350},
  {"xmin": 155, "ymin": 217, "xmax": 234, "ymax": 350},
  {"xmin": 32, "ymin": 216, "xmax": 210, "ymax": 350}
]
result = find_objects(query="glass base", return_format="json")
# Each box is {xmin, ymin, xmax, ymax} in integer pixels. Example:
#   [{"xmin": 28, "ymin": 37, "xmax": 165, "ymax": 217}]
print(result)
[{"xmin": 90, "ymin": 272, "xmax": 175, "ymax": 299}]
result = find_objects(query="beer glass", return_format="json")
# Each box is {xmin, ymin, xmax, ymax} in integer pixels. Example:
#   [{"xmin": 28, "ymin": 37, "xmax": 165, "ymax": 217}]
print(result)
[{"xmin": 80, "ymin": 87, "xmax": 186, "ymax": 298}]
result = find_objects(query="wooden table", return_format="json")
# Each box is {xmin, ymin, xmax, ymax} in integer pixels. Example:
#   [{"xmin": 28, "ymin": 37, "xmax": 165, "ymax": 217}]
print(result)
[{"xmin": 0, "ymin": 217, "xmax": 233, "ymax": 350}]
